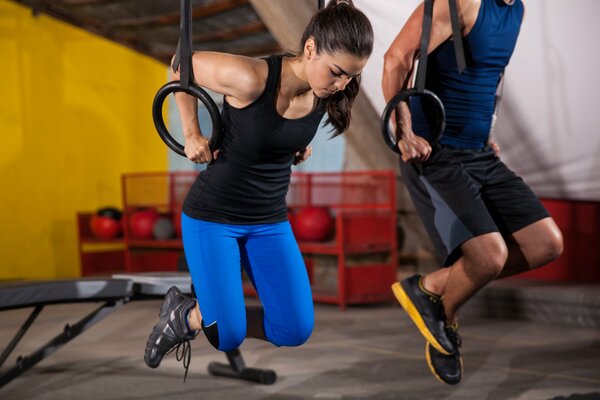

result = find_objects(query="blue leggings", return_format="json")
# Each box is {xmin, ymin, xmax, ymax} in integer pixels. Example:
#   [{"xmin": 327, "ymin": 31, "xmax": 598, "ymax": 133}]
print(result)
[{"xmin": 181, "ymin": 213, "xmax": 314, "ymax": 352}]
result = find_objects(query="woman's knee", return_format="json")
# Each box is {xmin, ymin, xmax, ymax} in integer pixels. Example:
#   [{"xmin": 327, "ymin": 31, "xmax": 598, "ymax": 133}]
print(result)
[{"xmin": 268, "ymin": 313, "xmax": 314, "ymax": 347}]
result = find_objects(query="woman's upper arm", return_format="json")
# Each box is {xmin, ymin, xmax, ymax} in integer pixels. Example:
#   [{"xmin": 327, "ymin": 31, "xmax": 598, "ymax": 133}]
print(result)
[{"xmin": 176, "ymin": 52, "xmax": 267, "ymax": 104}]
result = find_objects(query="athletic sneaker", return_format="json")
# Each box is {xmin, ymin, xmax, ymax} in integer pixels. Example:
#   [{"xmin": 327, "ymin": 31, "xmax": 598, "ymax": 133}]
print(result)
[
  {"xmin": 144, "ymin": 286, "xmax": 198, "ymax": 379},
  {"xmin": 426, "ymin": 324, "xmax": 463, "ymax": 385},
  {"xmin": 391, "ymin": 274, "xmax": 456, "ymax": 355}
]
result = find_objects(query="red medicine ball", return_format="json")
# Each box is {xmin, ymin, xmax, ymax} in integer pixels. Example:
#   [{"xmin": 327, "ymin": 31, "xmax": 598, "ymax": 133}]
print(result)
[
  {"xmin": 293, "ymin": 206, "xmax": 334, "ymax": 242},
  {"xmin": 129, "ymin": 209, "xmax": 161, "ymax": 239},
  {"xmin": 90, "ymin": 215, "xmax": 122, "ymax": 240}
]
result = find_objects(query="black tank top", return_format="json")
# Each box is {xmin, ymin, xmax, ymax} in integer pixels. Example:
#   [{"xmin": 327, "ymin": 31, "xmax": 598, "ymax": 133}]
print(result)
[{"xmin": 183, "ymin": 55, "xmax": 326, "ymax": 224}]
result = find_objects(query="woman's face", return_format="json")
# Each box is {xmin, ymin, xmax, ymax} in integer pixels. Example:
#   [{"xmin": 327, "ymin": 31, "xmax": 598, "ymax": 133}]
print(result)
[{"xmin": 304, "ymin": 40, "xmax": 368, "ymax": 98}]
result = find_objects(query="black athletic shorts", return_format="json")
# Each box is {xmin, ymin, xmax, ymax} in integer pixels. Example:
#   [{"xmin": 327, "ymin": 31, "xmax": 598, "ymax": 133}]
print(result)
[{"xmin": 399, "ymin": 144, "xmax": 550, "ymax": 266}]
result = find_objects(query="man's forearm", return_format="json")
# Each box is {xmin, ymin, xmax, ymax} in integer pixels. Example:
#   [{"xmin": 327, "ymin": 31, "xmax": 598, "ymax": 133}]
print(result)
[{"xmin": 382, "ymin": 58, "xmax": 415, "ymax": 138}]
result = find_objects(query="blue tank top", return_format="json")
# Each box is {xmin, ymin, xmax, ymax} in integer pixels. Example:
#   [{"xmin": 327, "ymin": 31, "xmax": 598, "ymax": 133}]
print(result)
[
  {"xmin": 183, "ymin": 55, "xmax": 325, "ymax": 224},
  {"xmin": 410, "ymin": 0, "xmax": 524, "ymax": 149}
]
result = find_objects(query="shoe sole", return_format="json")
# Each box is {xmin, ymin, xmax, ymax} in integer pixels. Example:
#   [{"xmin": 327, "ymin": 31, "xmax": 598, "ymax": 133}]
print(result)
[
  {"xmin": 391, "ymin": 282, "xmax": 451, "ymax": 355},
  {"xmin": 425, "ymin": 342, "xmax": 463, "ymax": 385},
  {"xmin": 144, "ymin": 329, "xmax": 163, "ymax": 368}
]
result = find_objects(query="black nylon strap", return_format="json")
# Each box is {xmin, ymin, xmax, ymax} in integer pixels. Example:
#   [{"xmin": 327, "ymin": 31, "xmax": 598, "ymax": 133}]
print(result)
[
  {"xmin": 415, "ymin": 0, "xmax": 434, "ymax": 92},
  {"xmin": 448, "ymin": 0, "xmax": 466, "ymax": 72},
  {"xmin": 415, "ymin": 0, "xmax": 466, "ymax": 92},
  {"xmin": 172, "ymin": 0, "xmax": 194, "ymax": 89}
]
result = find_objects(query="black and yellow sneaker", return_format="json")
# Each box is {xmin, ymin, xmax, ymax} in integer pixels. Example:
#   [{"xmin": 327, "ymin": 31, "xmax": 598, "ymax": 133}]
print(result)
[
  {"xmin": 426, "ymin": 324, "xmax": 463, "ymax": 385},
  {"xmin": 144, "ymin": 286, "xmax": 198, "ymax": 378},
  {"xmin": 391, "ymin": 274, "xmax": 456, "ymax": 355}
]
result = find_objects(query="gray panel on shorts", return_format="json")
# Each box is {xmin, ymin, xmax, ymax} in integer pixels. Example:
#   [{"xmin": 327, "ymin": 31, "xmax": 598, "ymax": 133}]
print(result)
[{"xmin": 419, "ymin": 176, "xmax": 473, "ymax": 254}]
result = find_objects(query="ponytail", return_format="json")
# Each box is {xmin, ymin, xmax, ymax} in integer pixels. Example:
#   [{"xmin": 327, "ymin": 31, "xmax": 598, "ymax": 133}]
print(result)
[{"xmin": 300, "ymin": 0, "xmax": 373, "ymax": 136}]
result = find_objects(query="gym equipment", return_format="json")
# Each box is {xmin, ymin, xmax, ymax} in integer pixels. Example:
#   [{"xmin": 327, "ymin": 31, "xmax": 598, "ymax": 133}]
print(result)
[
  {"xmin": 90, "ymin": 214, "xmax": 122, "ymax": 239},
  {"xmin": 293, "ymin": 206, "xmax": 334, "ymax": 242},
  {"xmin": 381, "ymin": 0, "xmax": 466, "ymax": 155},
  {"xmin": 152, "ymin": 0, "xmax": 222, "ymax": 157},
  {"xmin": 129, "ymin": 209, "xmax": 160, "ymax": 239},
  {"xmin": 96, "ymin": 207, "xmax": 122, "ymax": 221},
  {"xmin": 0, "ymin": 273, "xmax": 277, "ymax": 389},
  {"xmin": 90, "ymin": 207, "xmax": 123, "ymax": 239},
  {"xmin": 152, "ymin": 217, "xmax": 174, "ymax": 240},
  {"xmin": 0, "ymin": 279, "xmax": 132, "ymax": 388},
  {"xmin": 287, "ymin": 171, "xmax": 397, "ymax": 309}
]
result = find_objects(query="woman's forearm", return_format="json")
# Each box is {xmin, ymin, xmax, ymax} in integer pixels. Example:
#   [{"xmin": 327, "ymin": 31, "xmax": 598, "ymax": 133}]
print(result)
[{"xmin": 174, "ymin": 92, "xmax": 202, "ymax": 140}]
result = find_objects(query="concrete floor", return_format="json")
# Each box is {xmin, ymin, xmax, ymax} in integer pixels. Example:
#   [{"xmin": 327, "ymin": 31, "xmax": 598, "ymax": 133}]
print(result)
[{"xmin": 1, "ymin": 299, "xmax": 599, "ymax": 400}]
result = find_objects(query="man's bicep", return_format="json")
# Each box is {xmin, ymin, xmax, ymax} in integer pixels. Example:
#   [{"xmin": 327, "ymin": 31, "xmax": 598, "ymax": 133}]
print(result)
[{"xmin": 387, "ymin": 5, "xmax": 425, "ymax": 60}]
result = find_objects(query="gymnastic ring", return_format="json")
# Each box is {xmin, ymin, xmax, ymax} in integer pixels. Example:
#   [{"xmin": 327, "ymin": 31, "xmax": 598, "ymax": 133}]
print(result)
[
  {"xmin": 381, "ymin": 88, "xmax": 446, "ymax": 155},
  {"xmin": 152, "ymin": 81, "xmax": 223, "ymax": 157}
]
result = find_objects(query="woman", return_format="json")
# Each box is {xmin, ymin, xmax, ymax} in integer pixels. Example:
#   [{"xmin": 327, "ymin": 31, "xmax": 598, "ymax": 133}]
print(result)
[{"xmin": 144, "ymin": 0, "xmax": 374, "ymax": 377}]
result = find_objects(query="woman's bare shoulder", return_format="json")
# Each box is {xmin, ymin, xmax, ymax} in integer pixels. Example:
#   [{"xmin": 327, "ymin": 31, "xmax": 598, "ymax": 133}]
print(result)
[{"xmin": 191, "ymin": 52, "xmax": 269, "ymax": 101}]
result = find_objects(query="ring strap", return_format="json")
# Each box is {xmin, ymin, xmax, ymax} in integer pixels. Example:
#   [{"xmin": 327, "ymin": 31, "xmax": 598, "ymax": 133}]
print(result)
[
  {"xmin": 172, "ymin": 0, "xmax": 194, "ymax": 90},
  {"xmin": 415, "ymin": 0, "xmax": 434, "ymax": 92},
  {"xmin": 415, "ymin": 0, "xmax": 466, "ymax": 92},
  {"xmin": 448, "ymin": 0, "xmax": 466, "ymax": 73}
]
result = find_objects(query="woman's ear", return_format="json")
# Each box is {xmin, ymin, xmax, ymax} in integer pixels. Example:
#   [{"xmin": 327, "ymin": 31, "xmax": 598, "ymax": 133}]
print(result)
[{"xmin": 304, "ymin": 37, "xmax": 316, "ymax": 60}]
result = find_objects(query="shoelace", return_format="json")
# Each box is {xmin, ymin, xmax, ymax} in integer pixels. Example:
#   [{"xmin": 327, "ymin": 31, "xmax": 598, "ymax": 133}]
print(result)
[
  {"xmin": 166, "ymin": 339, "xmax": 192, "ymax": 382},
  {"xmin": 446, "ymin": 326, "xmax": 462, "ymax": 349}
]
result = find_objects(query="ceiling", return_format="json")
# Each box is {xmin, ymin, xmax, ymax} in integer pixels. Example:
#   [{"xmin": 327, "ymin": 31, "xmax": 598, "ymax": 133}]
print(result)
[{"xmin": 13, "ymin": 0, "xmax": 281, "ymax": 65}]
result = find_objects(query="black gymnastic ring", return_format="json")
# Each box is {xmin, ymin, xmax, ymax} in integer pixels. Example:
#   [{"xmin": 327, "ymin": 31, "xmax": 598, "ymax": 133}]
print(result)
[
  {"xmin": 381, "ymin": 88, "xmax": 446, "ymax": 155},
  {"xmin": 152, "ymin": 81, "xmax": 223, "ymax": 157}
]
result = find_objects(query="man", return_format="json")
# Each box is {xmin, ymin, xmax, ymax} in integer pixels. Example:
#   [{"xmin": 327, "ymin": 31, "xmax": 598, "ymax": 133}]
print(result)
[{"xmin": 382, "ymin": 0, "xmax": 563, "ymax": 385}]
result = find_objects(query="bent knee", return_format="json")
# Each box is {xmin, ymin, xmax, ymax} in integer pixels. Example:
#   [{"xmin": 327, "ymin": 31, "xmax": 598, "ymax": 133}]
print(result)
[
  {"xmin": 268, "ymin": 316, "xmax": 314, "ymax": 347},
  {"xmin": 483, "ymin": 251, "xmax": 508, "ymax": 278},
  {"xmin": 465, "ymin": 238, "xmax": 508, "ymax": 279},
  {"xmin": 537, "ymin": 228, "xmax": 564, "ymax": 266}
]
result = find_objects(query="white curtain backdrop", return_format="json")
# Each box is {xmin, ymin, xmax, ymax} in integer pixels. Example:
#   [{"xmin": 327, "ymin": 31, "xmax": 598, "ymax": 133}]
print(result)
[{"xmin": 355, "ymin": 0, "xmax": 600, "ymax": 201}]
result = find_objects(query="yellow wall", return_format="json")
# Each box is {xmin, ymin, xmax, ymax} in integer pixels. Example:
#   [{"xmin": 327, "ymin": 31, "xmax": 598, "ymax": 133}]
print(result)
[{"xmin": 0, "ymin": 0, "xmax": 168, "ymax": 280}]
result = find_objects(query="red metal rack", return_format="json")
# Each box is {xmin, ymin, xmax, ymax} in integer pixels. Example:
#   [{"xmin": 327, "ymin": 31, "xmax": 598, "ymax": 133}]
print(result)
[
  {"xmin": 286, "ymin": 170, "xmax": 398, "ymax": 309},
  {"xmin": 76, "ymin": 212, "xmax": 126, "ymax": 276},
  {"xmin": 120, "ymin": 171, "xmax": 198, "ymax": 272}
]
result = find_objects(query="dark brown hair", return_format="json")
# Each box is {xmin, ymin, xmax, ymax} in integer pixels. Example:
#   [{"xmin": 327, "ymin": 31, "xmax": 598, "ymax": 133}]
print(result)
[{"xmin": 300, "ymin": 0, "xmax": 374, "ymax": 136}]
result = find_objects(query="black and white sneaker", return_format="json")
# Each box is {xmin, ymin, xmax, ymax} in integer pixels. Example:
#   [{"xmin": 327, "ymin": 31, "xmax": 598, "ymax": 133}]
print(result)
[{"xmin": 144, "ymin": 286, "xmax": 198, "ymax": 379}]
